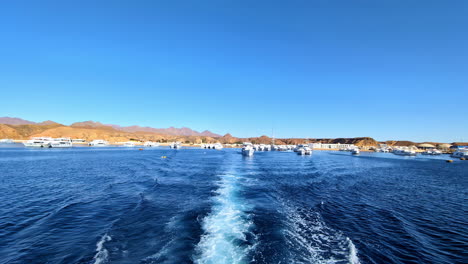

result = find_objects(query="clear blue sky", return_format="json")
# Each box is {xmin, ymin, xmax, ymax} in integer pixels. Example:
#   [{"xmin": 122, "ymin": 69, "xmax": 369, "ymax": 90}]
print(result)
[{"xmin": 1, "ymin": 0, "xmax": 467, "ymax": 142}]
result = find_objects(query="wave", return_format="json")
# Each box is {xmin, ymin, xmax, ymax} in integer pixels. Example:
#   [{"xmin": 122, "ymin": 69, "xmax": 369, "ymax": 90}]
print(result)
[
  {"xmin": 194, "ymin": 170, "xmax": 256, "ymax": 264},
  {"xmin": 280, "ymin": 201, "xmax": 360, "ymax": 264},
  {"xmin": 93, "ymin": 234, "xmax": 112, "ymax": 264}
]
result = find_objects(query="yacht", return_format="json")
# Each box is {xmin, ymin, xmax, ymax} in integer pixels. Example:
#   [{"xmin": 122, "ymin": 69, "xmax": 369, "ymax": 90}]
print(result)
[
  {"xmin": 23, "ymin": 137, "xmax": 54, "ymax": 148},
  {"xmin": 122, "ymin": 142, "xmax": 136, "ymax": 147},
  {"xmin": 351, "ymin": 147, "xmax": 360, "ymax": 155},
  {"xmin": 297, "ymin": 146, "xmax": 313, "ymax": 155},
  {"xmin": 170, "ymin": 142, "xmax": 181, "ymax": 149},
  {"xmin": 451, "ymin": 149, "xmax": 468, "ymax": 158},
  {"xmin": 49, "ymin": 138, "xmax": 73, "ymax": 148},
  {"xmin": 393, "ymin": 147, "xmax": 417, "ymax": 156},
  {"xmin": 294, "ymin": 144, "xmax": 309, "ymax": 152},
  {"xmin": 88, "ymin": 139, "xmax": 109, "ymax": 147},
  {"xmin": 242, "ymin": 142, "xmax": 255, "ymax": 157},
  {"xmin": 422, "ymin": 149, "xmax": 442, "ymax": 155},
  {"xmin": 143, "ymin": 141, "xmax": 159, "ymax": 147},
  {"xmin": 213, "ymin": 143, "xmax": 223, "ymax": 150}
]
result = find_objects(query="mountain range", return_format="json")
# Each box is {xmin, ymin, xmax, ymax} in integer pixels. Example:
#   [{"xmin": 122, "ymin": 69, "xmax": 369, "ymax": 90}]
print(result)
[
  {"xmin": 0, "ymin": 117, "xmax": 463, "ymax": 147},
  {"xmin": 0, "ymin": 117, "xmax": 221, "ymax": 137}
]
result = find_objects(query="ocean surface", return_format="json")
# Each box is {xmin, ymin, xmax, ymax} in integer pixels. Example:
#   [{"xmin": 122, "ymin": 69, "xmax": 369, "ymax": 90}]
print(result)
[{"xmin": 0, "ymin": 145, "xmax": 466, "ymax": 264}]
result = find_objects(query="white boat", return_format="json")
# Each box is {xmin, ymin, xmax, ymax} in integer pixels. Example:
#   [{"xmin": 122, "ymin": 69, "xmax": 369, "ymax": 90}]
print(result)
[
  {"xmin": 451, "ymin": 149, "xmax": 468, "ymax": 158},
  {"xmin": 422, "ymin": 149, "xmax": 442, "ymax": 155},
  {"xmin": 393, "ymin": 147, "xmax": 417, "ymax": 156},
  {"xmin": 351, "ymin": 148, "xmax": 360, "ymax": 155},
  {"xmin": 88, "ymin": 139, "xmax": 109, "ymax": 147},
  {"xmin": 213, "ymin": 143, "xmax": 223, "ymax": 150},
  {"xmin": 23, "ymin": 137, "xmax": 54, "ymax": 147},
  {"xmin": 122, "ymin": 142, "xmax": 136, "ymax": 147},
  {"xmin": 49, "ymin": 138, "xmax": 73, "ymax": 148},
  {"xmin": 0, "ymin": 139, "xmax": 14, "ymax": 144},
  {"xmin": 297, "ymin": 146, "xmax": 313, "ymax": 155},
  {"xmin": 294, "ymin": 144, "xmax": 309, "ymax": 152},
  {"xmin": 143, "ymin": 141, "xmax": 159, "ymax": 147},
  {"xmin": 170, "ymin": 142, "xmax": 181, "ymax": 149},
  {"xmin": 242, "ymin": 142, "xmax": 255, "ymax": 156}
]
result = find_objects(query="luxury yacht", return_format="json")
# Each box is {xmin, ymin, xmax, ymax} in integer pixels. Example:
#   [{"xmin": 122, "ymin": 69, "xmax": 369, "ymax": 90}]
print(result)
[
  {"xmin": 23, "ymin": 137, "xmax": 54, "ymax": 147},
  {"xmin": 122, "ymin": 142, "xmax": 136, "ymax": 147},
  {"xmin": 88, "ymin": 139, "xmax": 109, "ymax": 147},
  {"xmin": 242, "ymin": 142, "xmax": 255, "ymax": 156},
  {"xmin": 143, "ymin": 141, "xmax": 159, "ymax": 147}
]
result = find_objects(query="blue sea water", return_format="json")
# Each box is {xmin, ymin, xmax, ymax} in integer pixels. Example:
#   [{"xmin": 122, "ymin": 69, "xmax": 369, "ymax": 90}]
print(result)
[{"xmin": 0, "ymin": 146, "xmax": 466, "ymax": 264}]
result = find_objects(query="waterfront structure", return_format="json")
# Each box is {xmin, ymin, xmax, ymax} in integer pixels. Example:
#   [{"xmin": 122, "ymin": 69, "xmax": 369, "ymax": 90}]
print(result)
[{"xmin": 310, "ymin": 143, "xmax": 356, "ymax": 150}]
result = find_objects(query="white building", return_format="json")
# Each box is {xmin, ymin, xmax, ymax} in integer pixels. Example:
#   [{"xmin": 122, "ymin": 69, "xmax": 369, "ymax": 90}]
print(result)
[{"xmin": 310, "ymin": 143, "xmax": 355, "ymax": 149}]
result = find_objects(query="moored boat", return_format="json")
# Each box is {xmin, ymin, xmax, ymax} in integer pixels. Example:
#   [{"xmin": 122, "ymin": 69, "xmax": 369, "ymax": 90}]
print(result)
[
  {"xmin": 170, "ymin": 142, "xmax": 181, "ymax": 149},
  {"xmin": 143, "ymin": 141, "xmax": 159, "ymax": 147},
  {"xmin": 393, "ymin": 147, "xmax": 417, "ymax": 156},
  {"xmin": 122, "ymin": 141, "xmax": 136, "ymax": 147},
  {"xmin": 88, "ymin": 139, "xmax": 109, "ymax": 147},
  {"xmin": 242, "ymin": 142, "xmax": 255, "ymax": 156},
  {"xmin": 48, "ymin": 138, "xmax": 73, "ymax": 148},
  {"xmin": 451, "ymin": 149, "xmax": 468, "ymax": 158},
  {"xmin": 23, "ymin": 137, "xmax": 53, "ymax": 147}
]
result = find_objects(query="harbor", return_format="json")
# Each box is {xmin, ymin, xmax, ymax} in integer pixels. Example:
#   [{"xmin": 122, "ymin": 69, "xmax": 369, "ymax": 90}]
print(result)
[{"xmin": 2, "ymin": 137, "xmax": 467, "ymax": 161}]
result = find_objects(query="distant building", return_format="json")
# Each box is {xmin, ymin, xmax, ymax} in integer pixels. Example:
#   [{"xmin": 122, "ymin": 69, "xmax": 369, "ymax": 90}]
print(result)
[{"xmin": 310, "ymin": 143, "xmax": 355, "ymax": 149}]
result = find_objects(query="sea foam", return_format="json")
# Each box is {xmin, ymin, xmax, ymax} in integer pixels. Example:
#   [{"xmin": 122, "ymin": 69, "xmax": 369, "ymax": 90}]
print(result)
[
  {"xmin": 93, "ymin": 234, "xmax": 111, "ymax": 264},
  {"xmin": 194, "ymin": 171, "xmax": 255, "ymax": 264},
  {"xmin": 281, "ymin": 200, "xmax": 361, "ymax": 264}
]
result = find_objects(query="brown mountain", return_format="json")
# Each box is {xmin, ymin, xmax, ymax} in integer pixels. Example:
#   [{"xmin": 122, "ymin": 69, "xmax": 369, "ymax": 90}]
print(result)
[
  {"xmin": 0, "ymin": 117, "xmax": 36, "ymax": 125},
  {"xmin": 105, "ymin": 124, "xmax": 221, "ymax": 137},
  {"xmin": 0, "ymin": 117, "xmax": 221, "ymax": 141}
]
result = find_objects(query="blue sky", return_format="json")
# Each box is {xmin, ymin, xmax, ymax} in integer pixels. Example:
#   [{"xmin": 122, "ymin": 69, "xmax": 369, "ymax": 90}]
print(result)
[{"xmin": 0, "ymin": 0, "xmax": 467, "ymax": 142}]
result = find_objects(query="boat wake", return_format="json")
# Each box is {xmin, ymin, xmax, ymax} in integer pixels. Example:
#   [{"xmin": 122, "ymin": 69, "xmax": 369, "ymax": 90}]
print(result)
[
  {"xmin": 92, "ymin": 234, "xmax": 112, "ymax": 264},
  {"xmin": 194, "ymin": 169, "xmax": 256, "ymax": 264},
  {"xmin": 281, "ymin": 201, "xmax": 360, "ymax": 264}
]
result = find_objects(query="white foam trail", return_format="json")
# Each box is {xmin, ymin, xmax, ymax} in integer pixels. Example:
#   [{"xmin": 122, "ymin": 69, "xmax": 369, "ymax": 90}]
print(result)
[
  {"xmin": 194, "ymin": 171, "xmax": 255, "ymax": 264},
  {"xmin": 347, "ymin": 237, "xmax": 360, "ymax": 264},
  {"xmin": 280, "ymin": 200, "xmax": 361, "ymax": 264},
  {"xmin": 93, "ymin": 234, "xmax": 112, "ymax": 264}
]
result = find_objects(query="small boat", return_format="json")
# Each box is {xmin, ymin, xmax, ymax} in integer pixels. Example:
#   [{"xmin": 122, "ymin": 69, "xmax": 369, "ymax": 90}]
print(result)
[
  {"xmin": 122, "ymin": 142, "xmax": 136, "ymax": 147},
  {"xmin": 242, "ymin": 142, "xmax": 255, "ymax": 156},
  {"xmin": 143, "ymin": 141, "xmax": 159, "ymax": 147},
  {"xmin": 88, "ymin": 139, "xmax": 109, "ymax": 147},
  {"xmin": 170, "ymin": 142, "xmax": 181, "ymax": 149},
  {"xmin": 0, "ymin": 139, "xmax": 14, "ymax": 144}
]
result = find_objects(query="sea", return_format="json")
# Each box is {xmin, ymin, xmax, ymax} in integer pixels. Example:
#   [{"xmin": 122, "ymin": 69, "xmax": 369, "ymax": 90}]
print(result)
[{"xmin": 0, "ymin": 145, "xmax": 466, "ymax": 264}]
